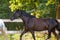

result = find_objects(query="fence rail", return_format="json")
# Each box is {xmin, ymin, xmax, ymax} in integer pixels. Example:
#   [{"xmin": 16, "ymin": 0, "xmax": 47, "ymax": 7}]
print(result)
[
  {"xmin": 2, "ymin": 19, "xmax": 23, "ymax": 22},
  {"xmin": 0, "ymin": 30, "xmax": 59, "ymax": 34},
  {"xmin": 0, "ymin": 19, "xmax": 60, "ymax": 34},
  {"xmin": 2, "ymin": 19, "xmax": 60, "ymax": 22}
]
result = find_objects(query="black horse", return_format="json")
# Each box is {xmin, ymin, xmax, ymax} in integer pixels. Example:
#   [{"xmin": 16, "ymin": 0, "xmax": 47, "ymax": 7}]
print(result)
[{"xmin": 10, "ymin": 9, "xmax": 60, "ymax": 40}]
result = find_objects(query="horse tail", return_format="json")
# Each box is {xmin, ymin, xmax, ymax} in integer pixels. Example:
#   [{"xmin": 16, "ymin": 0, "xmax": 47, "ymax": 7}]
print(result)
[
  {"xmin": 55, "ymin": 19, "xmax": 60, "ymax": 39},
  {"xmin": 55, "ymin": 19, "xmax": 60, "ymax": 31}
]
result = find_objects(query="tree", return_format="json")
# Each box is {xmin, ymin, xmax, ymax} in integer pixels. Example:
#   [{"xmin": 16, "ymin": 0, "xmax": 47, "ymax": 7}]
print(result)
[{"xmin": 9, "ymin": 0, "xmax": 57, "ymax": 18}]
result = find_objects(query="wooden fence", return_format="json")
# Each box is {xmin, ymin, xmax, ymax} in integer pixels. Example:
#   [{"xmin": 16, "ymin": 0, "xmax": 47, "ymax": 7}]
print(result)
[{"xmin": 0, "ymin": 19, "xmax": 60, "ymax": 34}]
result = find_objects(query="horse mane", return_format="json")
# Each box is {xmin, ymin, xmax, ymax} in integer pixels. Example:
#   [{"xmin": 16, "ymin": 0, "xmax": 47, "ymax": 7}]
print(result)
[{"xmin": 17, "ymin": 9, "xmax": 35, "ymax": 18}]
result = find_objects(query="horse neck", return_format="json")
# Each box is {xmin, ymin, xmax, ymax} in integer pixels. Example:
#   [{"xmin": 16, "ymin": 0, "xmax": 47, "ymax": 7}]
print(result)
[{"xmin": 20, "ymin": 12, "xmax": 29, "ymax": 22}]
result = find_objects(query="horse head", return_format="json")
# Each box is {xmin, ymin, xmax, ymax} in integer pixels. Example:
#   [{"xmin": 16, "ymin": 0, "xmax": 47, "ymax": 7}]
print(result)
[{"xmin": 10, "ymin": 9, "xmax": 22, "ymax": 20}]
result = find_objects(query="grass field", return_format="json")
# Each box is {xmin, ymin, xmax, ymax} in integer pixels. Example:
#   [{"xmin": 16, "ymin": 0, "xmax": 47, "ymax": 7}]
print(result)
[{"xmin": 0, "ymin": 32, "xmax": 59, "ymax": 40}]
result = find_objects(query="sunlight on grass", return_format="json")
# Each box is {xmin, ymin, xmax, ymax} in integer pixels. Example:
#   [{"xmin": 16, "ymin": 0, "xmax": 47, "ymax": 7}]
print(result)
[{"xmin": 0, "ymin": 32, "xmax": 59, "ymax": 40}]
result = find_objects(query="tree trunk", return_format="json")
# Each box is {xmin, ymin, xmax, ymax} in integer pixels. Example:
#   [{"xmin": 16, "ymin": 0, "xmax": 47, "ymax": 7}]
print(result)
[{"xmin": 56, "ymin": 0, "xmax": 60, "ymax": 19}]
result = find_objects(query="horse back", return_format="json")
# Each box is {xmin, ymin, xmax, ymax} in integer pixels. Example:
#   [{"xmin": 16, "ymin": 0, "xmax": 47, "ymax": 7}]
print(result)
[
  {"xmin": 27, "ymin": 18, "xmax": 57, "ymax": 31},
  {"xmin": 27, "ymin": 18, "xmax": 48, "ymax": 31}
]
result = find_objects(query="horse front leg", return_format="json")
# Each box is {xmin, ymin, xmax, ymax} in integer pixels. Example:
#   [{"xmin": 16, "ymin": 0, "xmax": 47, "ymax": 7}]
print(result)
[
  {"xmin": 20, "ymin": 30, "xmax": 28, "ymax": 40},
  {"xmin": 30, "ymin": 30, "xmax": 36, "ymax": 40},
  {"xmin": 52, "ymin": 29, "xmax": 59, "ymax": 40}
]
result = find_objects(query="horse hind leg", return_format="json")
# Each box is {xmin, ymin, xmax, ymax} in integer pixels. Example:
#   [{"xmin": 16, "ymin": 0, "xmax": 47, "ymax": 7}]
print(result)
[
  {"xmin": 52, "ymin": 29, "xmax": 59, "ymax": 40},
  {"xmin": 45, "ymin": 30, "xmax": 51, "ymax": 40},
  {"xmin": 56, "ymin": 26, "xmax": 60, "ymax": 40}
]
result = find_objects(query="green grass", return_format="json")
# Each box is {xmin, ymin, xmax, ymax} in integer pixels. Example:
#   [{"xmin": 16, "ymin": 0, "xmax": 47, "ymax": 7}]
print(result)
[{"xmin": 0, "ymin": 32, "xmax": 59, "ymax": 40}]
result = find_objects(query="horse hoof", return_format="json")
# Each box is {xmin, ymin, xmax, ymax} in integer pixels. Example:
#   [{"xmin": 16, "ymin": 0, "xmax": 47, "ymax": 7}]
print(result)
[
  {"xmin": 46, "ymin": 39, "xmax": 49, "ymax": 40},
  {"xmin": 45, "ymin": 39, "xmax": 50, "ymax": 40}
]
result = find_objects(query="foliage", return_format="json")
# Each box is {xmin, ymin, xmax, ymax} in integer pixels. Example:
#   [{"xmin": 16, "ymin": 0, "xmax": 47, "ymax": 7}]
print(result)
[
  {"xmin": 9, "ymin": 0, "xmax": 57, "ymax": 18},
  {"xmin": 0, "ymin": 32, "xmax": 59, "ymax": 40},
  {"xmin": 5, "ymin": 22, "xmax": 23, "ymax": 30},
  {"xmin": 0, "ymin": 0, "xmax": 11, "ymax": 19}
]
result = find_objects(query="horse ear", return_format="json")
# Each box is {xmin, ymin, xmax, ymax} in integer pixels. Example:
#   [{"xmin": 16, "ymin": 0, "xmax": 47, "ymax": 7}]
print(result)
[{"xmin": 16, "ymin": 9, "xmax": 20, "ymax": 11}]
